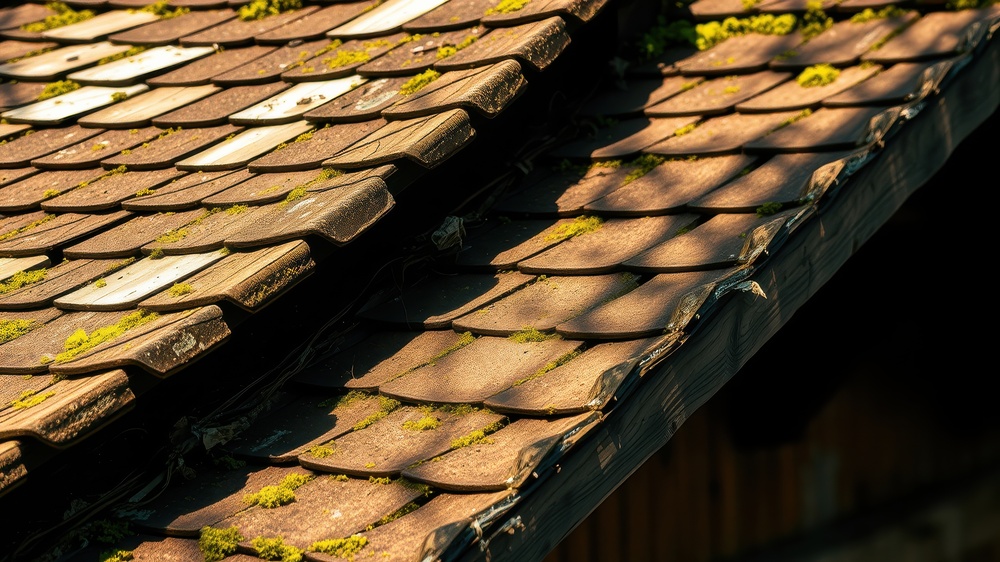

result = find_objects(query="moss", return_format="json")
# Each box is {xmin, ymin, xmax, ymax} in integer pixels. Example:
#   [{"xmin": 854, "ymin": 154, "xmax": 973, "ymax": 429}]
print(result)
[
  {"xmin": 94, "ymin": 278, "xmax": 107, "ymax": 288},
  {"xmin": 513, "ymin": 349, "xmax": 581, "ymax": 386},
  {"xmin": 168, "ymin": 283, "xmax": 193, "ymax": 297},
  {"xmin": 308, "ymin": 445, "xmax": 334, "ymax": 458},
  {"xmin": 399, "ymin": 69, "xmax": 440, "ymax": 95},
  {"xmin": 368, "ymin": 501, "xmax": 419, "ymax": 529},
  {"xmin": 99, "ymin": 550, "xmax": 133, "ymax": 562},
  {"xmin": 0, "ymin": 268, "xmax": 47, "ymax": 294},
  {"xmin": 368, "ymin": 476, "xmax": 391, "ymax": 485},
  {"xmin": 212, "ymin": 455, "xmax": 246, "ymax": 470},
  {"xmin": 674, "ymin": 123, "xmax": 697, "ymax": 136},
  {"xmin": 148, "ymin": 248, "xmax": 165, "ymax": 260},
  {"xmin": 723, "ymin": 85, "xmax": 741, "ymax": 94},
  {"xmin": 427, "ymin": 331, "xmax": 475, "ymax": 364},
  {"xmin": 99, "ymin": 46, "xmax": 147, "ymax": 65},
  {"xmin": 37, "ymin": 80, "xmax": 80, "ymax": 101},
  {"xmin": 742, "ymin": 0, "xmax": 760, "ymax": 8},
  {"xmin": 252, "ymin": 536, "xmax": 303, "ymax": 562},
  {"xmin": 199, "ymin": 526, "xmax": 243, "ymax": 562},
  {"xmin": 1, "ymin": 319, "xmax": 40, "ymax": 344},
  {"xmin": 47, "ymin": 309, "xmax": 159, "ymax": 364},
  {"xmin": 321, "ymin": 48, "xmax": 371, "ymax": 69},
  {"xmin": 244, "ymin": 473, "xmax": 313, "ymax": 508},
  {"xmin": 330, "ymin": 473, "xmax": 349, "ymax": 481},
  {"xmin": 92, "ymin": 143, "xmax": 107, "ymax": 152},
  {"xmin": 621, "ymin": 154, "xmax": 666, "ymax": 185},
  {"xmin": 135, "ymin": 0, "xmax": 189, "ymax": 18},
  {"xmin": 796, "ymin": 63, "xmax": 840, "ymax": 87},
  {"xmin": 850, "ymin": 5, "xmax": 907, "ymax": 23},
  {"xmin": 694, "ymin": 14, "xmax": 797, "ymax": 51},
  {"xmin": 238, "ymin": 0, "xmax": 302, "ymax": 21},
  {"xmin": 106, "ymin": 257, "xmax": 135, "ymax": 273},
  {"xmin": 508, "ymin": 327, "xmax": 556, "ymax": 343},
  {"xmin": 450, "ymin": 419, "xmax": 505, "ymax": 449},
  {"xmin": 21, "ymin": 2, "xmax": 94, "ymax": 32},
  {"xmin": 636, "ymin": 16, "xmax": 698, "ymax": 59},
  {"xmin": 485, "ymin": 0, "xmax": 530, "ymax": 15},
  {"xmin": 352, "ymin": 396, "xmax": 401, "ymax": 431},
  {"xmin": 364, "ymin": 462, "xmax": 376, "ymax": 469},
  {"xmin": 436, "ymin": 35, "xmax": 479, "ymax": 59},
  {"xmin": 308, "ymin": 536, "xmax": 368, "ymax": 560},
  {"xmin": 111, "ymin": 92, "xmax": 129, "ymax": 102},
  {"xmin": 756, "ymin": 201, "xmax": 783, "ymax": 216},
  {"xmin": 282, "ymin": 186, "xmax": 307, "ymax": 204},
  {"xmin": 780, "ymin": 108, "xmax": 812, "ymax": 127},
  {"xmin": 11, "ymin": 389, "xmax": 56, "ymax": 410},
  {"xmin": 401, "ymin": 413, "xmax": 440, "ymax": 431},
  {"xmin": 544, "ymin": 216, "xmax": 603, "ymax": 242},
  {"xmin": 799, "ymin": 0, "xmax": 833, "ymax": 40},
  {"xmin": 134, "ymin": 188, "xmax": 155, "ymax": 197}
]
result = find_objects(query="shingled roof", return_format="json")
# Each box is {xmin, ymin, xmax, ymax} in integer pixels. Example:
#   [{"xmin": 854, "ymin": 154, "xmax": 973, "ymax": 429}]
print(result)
[{"xmin": 1, "ymin": 0, "xmax": 998, "ymax": 560}]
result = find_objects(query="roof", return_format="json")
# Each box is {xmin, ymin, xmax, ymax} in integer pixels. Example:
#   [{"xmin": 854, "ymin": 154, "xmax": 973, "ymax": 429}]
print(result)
[{"xmin": 0, "ymin": 0, "xmax": 998, "ymax": 560}]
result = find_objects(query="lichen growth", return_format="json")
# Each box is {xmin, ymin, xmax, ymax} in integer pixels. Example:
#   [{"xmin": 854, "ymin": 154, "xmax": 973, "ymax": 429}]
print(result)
[
  {"xmin": 168, "ymin": 283, "xmax": 193, "ymax": 297},
  {"xmin": 308, "ymin": 536, "xmax": 368, "ymax": 560},
  {"xmin": 92, "ymin": 143, "xmax": 108, "ymax": 152},
  {"xmin": 368, "ymin": 476, "xmax": 391, "ymax": 485},
  {"xmin": 485, "ymin": 0, "xmax": 530, "ymax": 15},
  {"xmin": 37, "ymin": 80, "xmax": 80, "ymax": 101},
  {"xmin": 21, "ymin": 2, "xmax": 94, "ymax": 32},
  {"xmin": 797, "ymin": 63, "xmax": 840, "ymax": 87},
  {"xmin": 199, "ymin": 526, "xmax": 244, "ymax": 562},
  {"xmin": 544, "ymin": 216, "xmax": 603, "ymax": 242},
  {"xmin": 252, "ymin": 536, "xmax": 303, "ymax": 562},
  {"xmin": 399, "ymin": 69, "xmax": 440, "ymax": 95},
  {"xmin": 11, "ymin": 389, "xmax": 55, "ymax": 410},
  {"xmin": 46, "ymin": 309, "xmax": 159, "ymax": 364},
  {"xmin": 134, "ymin": 188, "xmax": 155, "ymax": 197},
  {"xmin": 436, "ymin": 35, "xmax": 479, "ymax": 59},
  {"xmin": 238, "ymin": 0, "xmax": 302, "ymax": 21},
  {"xmin": 1, "ymin": 319, "xmax": 39, "ymax": 344},
  {"xmin": 149, "ymin": 248, "xmax": 165, "ymax": 260},
  {"xmin": 244, "ymin": 473, "xmax": 313, "ymax": 508},
  {"xmin": 0, "ymin": 268, "xmax": 47, "ymax": 294}
]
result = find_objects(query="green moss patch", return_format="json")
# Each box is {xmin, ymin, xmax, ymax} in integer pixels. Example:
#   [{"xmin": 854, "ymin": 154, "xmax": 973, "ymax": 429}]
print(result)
[
  {"xmin": 796, "ymin": 63, "xmax": 840, "ymax": 87},
  {"xmin": 199, "ymin": 526, "xmax": 244, "ymax": 562},
  {"xmin": 252, "ymin": 536, "xmax": 303, "ymax": 562},
  {"xmin": 238, "ymin": 0, "xmax": 302, "ymax": 21},
  {"xmin": 485, "ymin": 0, "xmax": 530, "ymax": 15},
  {"xmin": 0, "ymin": 268, "xmax": 47, "ymax": 294},
  {"xmin": 244, "ymin": 473, "xmax": 313, "ymax": 508},
  {"xmin": 37, "ymin": 80, "xmax": 80, "ymax": 101},
  {"xmin": 1, "ymin": 319, "xmax": 39, "ymax": 344},
  {"xmin": 399, "ymin": 69, "xmax": 440, "ymax": 95},
  {"xmin": 21, "ymin": 2, "xmax": 94, "ymax": 32},
  {"xmin": 450, "ymin": 419, "xmax": 505, "ymax": 449},
  {"xmin": 308, "ymin": 535, "xmax": 368, "ymax": 560},
  {"xmin": 352, "ymin": 395, "xmax": 401, "ymax": 431},
  {"xmin": 48, "ymin": 309, "xmax": 159, "ymax": 364},
  {"xmin": 10, "ymin": 389, "xmax": 55, "ymax": 410}
]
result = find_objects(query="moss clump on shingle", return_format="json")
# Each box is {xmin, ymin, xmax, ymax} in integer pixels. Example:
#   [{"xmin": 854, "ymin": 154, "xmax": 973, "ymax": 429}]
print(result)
[
  {"xmin": 352, "ymin": 395, "xmax": 401, "ymax": 431},
  {"xmin": 850, "ymin": 5, "xmax": 907, "ymax": 23},
  {"xmin": 756, "ymin": 201, "xmax": 783, "ymax": 216},
  {"xmin": 168, "ymin": 283, "xmax": 193, "ymax": 297},
  {"xmin": 508, "ymin": 327, "xmax": 556, "ymax": 343},
  {"xmin": 252, "ymin": 536, "xmax": 303, "ymax": 562},
  {"xmin": 399, "ymin": 69, "xmax": 440, "ymax": 95},
  {"xmin": 485, "ymin": 0, "xmax": 531, "ymax": 15},
  {"xmin": 244, "ymin": 473, "xmax": 313, "ymax": 508},
  {"xmin": 695, "ymin": 13, "xmax": 797, "ymax": 51},
  {"xmin": 46, "ymin": 309, "xmax": 159, "ymax": 364},
  {"xmin": 368, "ymin": 501, "xmax": 419, "ymax": 530},
  {"xmin": 21, "ymin": 2, "xmax": 94, "ymax": 32},
  {"xmin": 1, "ymin": 319, "xmax": 39, "ymax": 344},
  {"xmin": 436, "ymin": 35, "xmax": 479, "ymax": 59},
  {"xmin": 401, "ymin": 406, "xmax": 441, "ymax": 431},
  {"xmin": 544, "ymin": 216, "xmax": 603, "ymax": 242},
  {"xmin": 513, "ymin": 349, "xmax": 581, "ymax": 386},
  {"xmin": 199, "ymin": 526, "xmax": 244, "ymax": 562},
  {"xmin": 99, "ymin": 550, "xmax": 133, "ymax": 562},
  {"xmin": 37, "ymin": 80, "xmax": 80, "ymax": 101},
  {"xmin": 308, "ymin": 535, "xmax": 368, "ymax": 560},
  {"xmin": 450, "ymin": 419, "xmax": 505, "ymax": 449},
  {"xmin": 799, "ymin": 0, "xmax": 833, "ymax": 40},
  {"xmin": 0, "ymin": 268, "xmax": 47, "ymax": 294},
  {"xmin": 427, "ymin": 331, "xmax": 475, "ymax": 364},
  {"xmin": 621, "ymin": 154, "xmax": 667, "ymax": 185},
  {"xmin": 796, "ymin": 63, "xmax": 840, "ymax": 87},
  {"xmin": 237, "ymin": 0, "xmax": 302, "ymax": 21},
  {"xmin": 98, "ymin": 47, "xmax": 147, "ymax": 66},
  {"xmin": 135, "ymin": 0, "xmax": 189, "ymax": 18},
  {"xmin": 10, "ymin": 389, "xmax": 55, "ymax": 410}
]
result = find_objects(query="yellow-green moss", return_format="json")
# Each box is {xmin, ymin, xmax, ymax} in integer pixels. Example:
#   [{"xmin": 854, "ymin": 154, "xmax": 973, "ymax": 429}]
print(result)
[
  {"xmin": 99, "ymin": 47, "xmax": 147, "ymax": 65},
  {"xmin": 850, "ymin": 5, "xmax": 908, "ymax": 23},
  {"xmin": 37, "ymin": 80, "xmax": 80, "ymax": 101},
  {"xmin": 111, "ymin": 92, "xmax": 129, "ymax": 102},
  {"xmin": 368, "ymin": 501, "xmax": 419, "ymax": 530},
  {"xmin": 94, "ymin": 278, "xmax": 107, "ymax": 288},
  {"xmin": 674, "ymin": 123, "xmax": 697, "ymax": 136},
  {"xmin": 148, "ymin": 248, "xmax": 165, "ymax": 260},
  {"xmin": 1, "ymin": 319, "xmax": 39, "ymax": 344},
  {"xmin": 251, "ymin": 536, "xmax": 303, "ymax": 562},
  {"xmin": 796, "ymin": 63, "xmax": 840, "ymax": 87},
  {"xmin": 0, "ymin": 268, "xmax": 47, "ymax": 294},
  {"xmin": 742, "ymin": 0, "xmax": 760, "ymax": 9},
  {"xmin": 106, "ymin": 257, "xmax": 135, "ymax": 274},
  {"xmin": 21, "ymin": 2, "xmax": 94, "ymax": 32},
  {"xmin": 244, "ymin": 473, "xmax": 313, "ymax": 508},
  {"xmin": 99, "ymin": 550, "xmax": 133, "ymax": 562},
  {"xmin": 436, "ymin": 35, "xmax": 479, "ymax": 59},
  {"xmin": 427, "ymin": 331, "xmax": 475, "ymax": 364},
  {"xmin": 330, "ymin": 473, "xmax": 349, "ymax": 481},
  {"xmin": 308, "ymin": 536, "xmax": 368, "ymax": 560},
  {"xmin": 508, "ymin": 327, "xmax": 557, "ymax": 343},
  {"xmin": 308, "ymin": 444, "xmax": 334, "ymax": 458},
  {"xmin": 238, "ymin": 0, "xmax": 302, "ymax": 21},
  {"xmin": 321, "ymin": 48, "xmax": 371, "ymax": 69},
  {"xmin": 450, "ymin": 419, "xmax": 505, "ymax": 449},
  {"xmin": 621, "ymin": 154, "xmax": 667, "ymax": 185},
  {"xmin": 694, "ymin": 13, "xmax": 798, "ymax": 51},
  {"xmin": 91, "ymin": 143, "xmax": 107, "ymax": 152},
  {"xmin": 135, "ymin": 0, "xmax": 189, "ymax": 18},
  {"xmin": 368, "ymin": 475, "xmax": 391, "ymax": 485},
  {"xmin": 134, "ymin": 188, "xmax": 155, "ymax": 197},
  {"xmin": 513, "ymin": 349, "xmax": 580, "ymax": 386},
  {"xmin": 168, "ymin": 283, "xmax": 193, "ymax": 297},
  {"xmin": 401, "ymin": 411, "xmax": 440, "ymax": 431},
  {"xmin": 399, "ymin": 69, "xmax": 440, "ymax": 95},
  {"xmin": 352, "ymin": 396, "xmax": 401, "ymax": 431},
  {"xmin": 485, "ymin": 0, "xmax": 530, "ymax": 15},
  {"xmin": 48, "ymin": 309, "xmax": 159, "ymax": 364},
  {"xmin": 723, "ymin": 85, "xmax": 741, "ymax": 94},
  {"xmin": 42, "ymin": 189, "xmax": 61, "ymax": 199},
  {"xmin": 199, "ymin": 526, "xmax": 244, "ymax": 562},
  {"xmin": 799, "ymin": 0, "xmax": 833, "ymax": 40},
  {"xmin": 11, "ymin": 389, "xmax": 55, "ymax": 410},
  {"xmin": 544, "ymin": 216, "xmax": 603, "ymax": 242}
]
